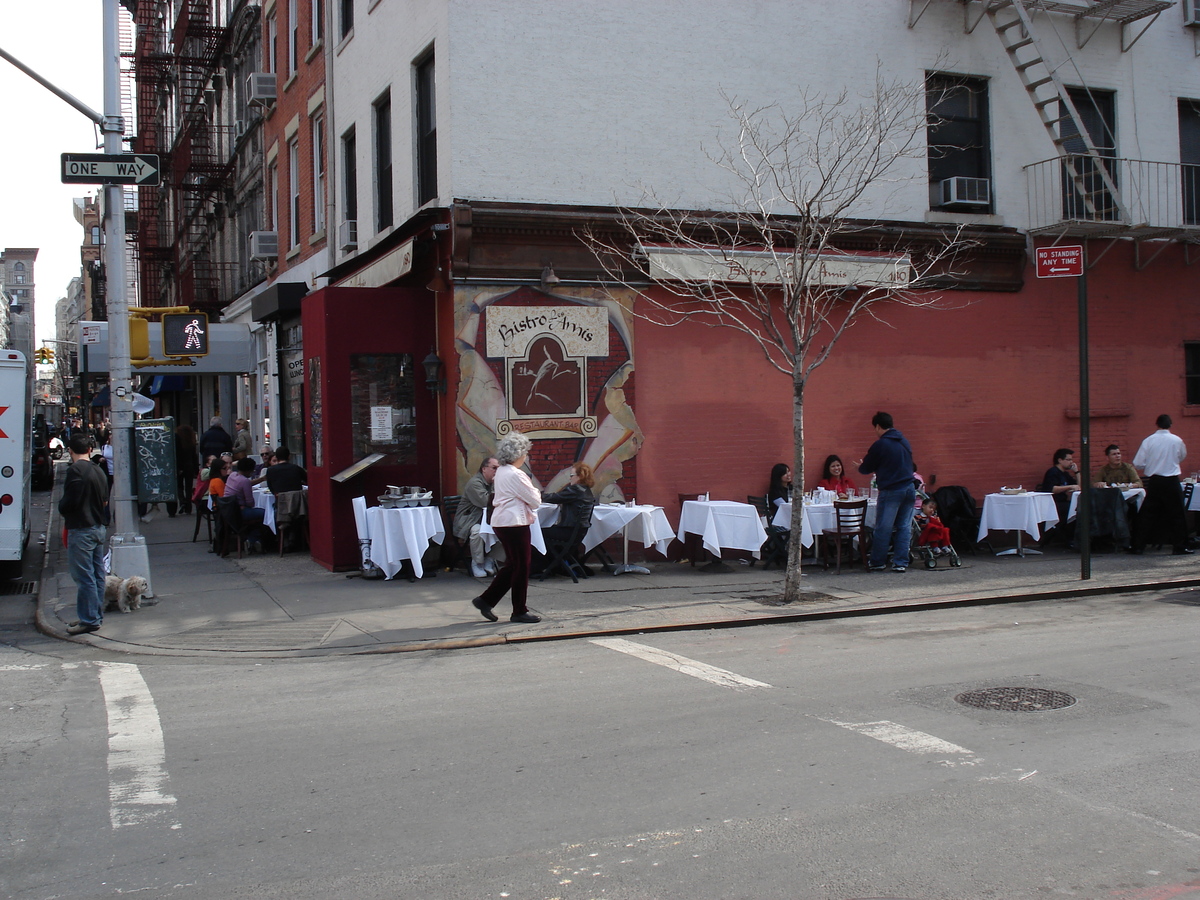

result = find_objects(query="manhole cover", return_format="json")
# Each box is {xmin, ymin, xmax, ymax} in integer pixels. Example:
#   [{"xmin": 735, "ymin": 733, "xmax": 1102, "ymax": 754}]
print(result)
[{"xmin": 955, "ymin": 687, "xmax": 1076, "ymax": 711}]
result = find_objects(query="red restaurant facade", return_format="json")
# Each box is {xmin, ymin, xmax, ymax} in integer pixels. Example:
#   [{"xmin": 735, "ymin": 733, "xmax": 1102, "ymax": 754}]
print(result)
[{"xmin": 304, "ymin": 200, "xmax": 1197, "ymax": 571}]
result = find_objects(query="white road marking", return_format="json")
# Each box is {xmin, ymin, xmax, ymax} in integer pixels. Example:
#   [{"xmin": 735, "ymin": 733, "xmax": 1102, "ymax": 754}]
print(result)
[
  {"xmin": 0, "ymin": 664, "xmax": 48, "ymax": 671},
  {"xmin": 590, "ymin": 638, "xmax": 772, "ymax": 690},
  {"xmin": 824, "ymin": 719, "xmax": 982, "ymax": 766},
  {"xmin": 96, "ymin": 662, "xmax": 178, "ymax": 829}
]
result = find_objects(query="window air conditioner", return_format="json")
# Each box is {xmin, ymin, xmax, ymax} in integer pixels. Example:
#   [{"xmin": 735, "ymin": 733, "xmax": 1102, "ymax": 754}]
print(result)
[
  {"xmin": 249, "ymin": 231, "xmax": 279, "ymax": 260},
  {"xmin": 338, "ymin": 219, "xmax": 358, "ymax": 252},
  {"xmin": 934, "ymin": 176, "xmax": 991, "ymax": 208},
  {"xmin": 247, "ymin": 73, "xmax": 277, "ymax": 106},
  {"xmin": 1185, "ymin": 0, "xmax": 1200, "ymax": 27}
]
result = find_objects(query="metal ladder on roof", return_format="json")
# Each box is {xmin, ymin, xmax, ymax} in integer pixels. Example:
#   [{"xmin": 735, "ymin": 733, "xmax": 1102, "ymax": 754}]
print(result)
[{"xmin": 984, "ymin": 0, "xmax": 1129, "ymax": 224}]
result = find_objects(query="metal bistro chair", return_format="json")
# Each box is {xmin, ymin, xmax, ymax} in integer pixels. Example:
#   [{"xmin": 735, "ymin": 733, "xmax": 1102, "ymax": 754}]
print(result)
[
  {"xmin": 748, "ymin": 495, "xmax": 788, "ymax": 569},
  {"xmin": 439, "ymin": 494, "xmax": 465, "ymax": 571},
  {"xmin": 538, "ymin": 505, "xmax": 594, "ymax": 584},
  {"xmin": 192, "ymin": 493, "xmax": 214, "ymax": 544},
  {"xmin": 677, "ymin": 493, "xmax": 707, "ymax": 566},
  {"xmin": 213, "ymin": 496, "xmax": 258, "ymax": 559},
  {"xmin": 822, "ymin": 498, "xmax": 870, "ymax": 573},
  {"xmin": 274, "ymin": 490, "xmax": 309, "ymax": 555}
]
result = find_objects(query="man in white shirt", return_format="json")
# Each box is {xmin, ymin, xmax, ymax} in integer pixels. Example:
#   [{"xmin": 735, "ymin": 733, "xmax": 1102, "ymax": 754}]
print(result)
[{"xmin": 1131, "ymin": 414, "xmax": 1191, "ymax": 555}]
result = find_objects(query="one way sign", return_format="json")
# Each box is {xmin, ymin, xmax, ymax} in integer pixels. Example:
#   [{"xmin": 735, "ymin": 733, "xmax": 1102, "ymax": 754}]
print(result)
[{"xmin": 61, "ymin": 153, "xmax": 161, "ymax": 186}]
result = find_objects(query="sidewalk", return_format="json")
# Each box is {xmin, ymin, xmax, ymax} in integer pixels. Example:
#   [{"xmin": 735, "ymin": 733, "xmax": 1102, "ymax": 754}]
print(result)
[{"xmin": 37, "ymin": 508, "xmax": 1200, "ymax": 658}]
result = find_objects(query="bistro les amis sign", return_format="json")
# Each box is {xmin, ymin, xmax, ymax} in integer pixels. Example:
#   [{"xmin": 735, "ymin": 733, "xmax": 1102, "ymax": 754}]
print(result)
[{"xmin": 640, "ymin": 244, "xmax": 912, "ymax": 288}]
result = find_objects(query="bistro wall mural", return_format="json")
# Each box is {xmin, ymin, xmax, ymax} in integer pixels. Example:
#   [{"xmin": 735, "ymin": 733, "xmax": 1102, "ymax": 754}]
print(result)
[{"xmin": 454, "ymin": 285, "xmax": 644, "ymax": 499}]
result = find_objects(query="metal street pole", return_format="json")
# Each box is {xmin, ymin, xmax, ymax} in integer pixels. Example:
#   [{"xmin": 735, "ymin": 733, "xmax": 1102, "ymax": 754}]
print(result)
[
  {"xmin": 100, "ymin": 0, "xmax": 152, "ymax": 591},
  {"xmin": 1077, "ymin": 248, "xmax": 1091, "ymax": 581}
]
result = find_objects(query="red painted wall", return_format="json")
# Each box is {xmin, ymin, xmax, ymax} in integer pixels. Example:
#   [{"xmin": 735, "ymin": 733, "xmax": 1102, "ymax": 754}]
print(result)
[
  {"xmin": 304, "ymin": 286, "xmax": 438, "ymax": 570},
  {"xmin": 634, "ymin": 243, "xmax": 1198, "ymax": 521}
]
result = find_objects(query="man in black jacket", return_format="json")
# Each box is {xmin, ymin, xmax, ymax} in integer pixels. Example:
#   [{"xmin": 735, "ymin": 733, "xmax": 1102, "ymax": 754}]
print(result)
[
  {"xmin": 198, "ymin": 416, "xmax": 234, "ymax": 462},
  {"xmin": 58, "ymin": 434, "xmax": 110, "ymax": 635}
]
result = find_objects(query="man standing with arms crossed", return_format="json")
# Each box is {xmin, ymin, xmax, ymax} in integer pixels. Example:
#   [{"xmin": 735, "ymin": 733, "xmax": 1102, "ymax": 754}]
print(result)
[
  {"xmin": 59, "ymin": 434, "xmax": 110, "ymax": 635},
  {"xmin": 1131, "ymin": 414, "xmax": 1191, "ymax": 555},
  {"xmin": 857, "ymin": 411, "xmax": 917, "ymax": 573}
]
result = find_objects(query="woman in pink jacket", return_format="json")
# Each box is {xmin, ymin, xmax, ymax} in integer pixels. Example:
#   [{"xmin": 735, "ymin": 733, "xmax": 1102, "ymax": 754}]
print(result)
[{"xmin": 472, "ymin": 433, "xmax": 543, "ymax": 623}]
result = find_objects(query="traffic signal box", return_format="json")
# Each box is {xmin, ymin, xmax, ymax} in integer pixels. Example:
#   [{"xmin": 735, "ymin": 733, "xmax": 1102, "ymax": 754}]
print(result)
[
  {"xmin": 35, "ymin": 347, "xmax": 54, "ymax": 365},
  {"xmin": 129, "ymin": 318, "xmax": 150, "ymax": 360}
]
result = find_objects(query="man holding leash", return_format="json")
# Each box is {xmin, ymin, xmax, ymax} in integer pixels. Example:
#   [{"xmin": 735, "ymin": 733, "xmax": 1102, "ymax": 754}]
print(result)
[{"xmin": 59, "ymin": 434, "xmax": 110, "ymax": 635}]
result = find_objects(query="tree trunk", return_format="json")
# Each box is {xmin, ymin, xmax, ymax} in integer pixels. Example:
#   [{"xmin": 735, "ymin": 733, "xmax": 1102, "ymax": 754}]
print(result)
[{"xmin": 784, "ymin": 373, "xmax": 805, "ymax": 603}]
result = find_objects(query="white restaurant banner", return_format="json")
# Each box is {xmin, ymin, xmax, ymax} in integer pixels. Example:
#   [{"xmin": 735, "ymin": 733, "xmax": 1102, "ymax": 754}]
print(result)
[
  {"xmin": 641, "ymin": 245, "xmax": 912, "ymax": 288},
  {"xmin": 486, "ymin": 306, "xmax": 610, "ymax": 358}
]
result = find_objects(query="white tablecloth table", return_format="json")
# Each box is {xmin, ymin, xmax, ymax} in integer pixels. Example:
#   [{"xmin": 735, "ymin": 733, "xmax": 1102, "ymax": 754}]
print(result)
[
  {"xmin": 585, "ymin": 505, "xmax": 675, "ymax": 555},
  {"xmin": 363, "ymin": 505, "xmax": 445, "ymax": 580},
  {"xmin": 977, "ymin": 492, "xmax": 1060, "ymax": 556},
  {"xmin": 775, "ymin": 500, "xmax": 877, "ymax": 549},
  {"xmin": 1066, "ymin": 487, "xmax": 1146, "ymax": 522},
  {"xmin": 253, "ymin": 488, "xmax": 276, "ymax": 533},
  {"xmin": 479, "ymin": 504, "xmax": 553, "ymax": 555},
  {"xmin": 678, "ymin": 500, "xmax": 767, "ymax": 559},
  {"xmin": 585, "ymin": 504, "xmax": 675, "ymax": 573}
]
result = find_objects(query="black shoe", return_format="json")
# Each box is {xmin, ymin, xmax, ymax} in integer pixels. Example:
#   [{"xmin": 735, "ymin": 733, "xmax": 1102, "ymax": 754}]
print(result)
[
  {"xmin": 1128, "ymin": 547, "xmax": 1144, "ymax": 555},
  {"xmin": 472, "ymin": 597, "xmax": 498, "ymax": 622},
  {"xmin": 510, "ymin": 612, "xmax": 541, "ymax": 624},
  {"xmin": 1172, "ymin": 547, "xmax": 1194, "ymax": 555},
  {"xmin": 66, "ymin": 622, "xmax": 100, "ymax": 635}
]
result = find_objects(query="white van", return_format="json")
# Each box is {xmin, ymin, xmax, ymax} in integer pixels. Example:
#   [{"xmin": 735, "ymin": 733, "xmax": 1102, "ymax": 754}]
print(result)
[{"xmin": 0, "ymin": 350, "xmax": 31, "ymax": 562}]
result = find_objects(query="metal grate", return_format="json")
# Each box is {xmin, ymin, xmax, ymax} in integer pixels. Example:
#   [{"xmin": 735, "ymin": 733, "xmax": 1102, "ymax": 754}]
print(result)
[
  {"xmin": 0, "ymin": 582, "xmax": 37, "ymax": 596},
  {"xmin": 955, "ymin": 687, "xmax": 1076, "ymax": 712}
]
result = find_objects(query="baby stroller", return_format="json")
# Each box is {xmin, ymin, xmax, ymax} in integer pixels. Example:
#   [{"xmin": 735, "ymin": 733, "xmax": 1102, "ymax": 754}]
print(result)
[{"xmin": 911, "ymin": 491, "xmax": 962, "ymax": 570}]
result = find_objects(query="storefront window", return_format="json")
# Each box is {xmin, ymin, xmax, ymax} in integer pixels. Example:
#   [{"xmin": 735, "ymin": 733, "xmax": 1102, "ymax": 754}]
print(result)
[{"xmin": 349, "ymin": 353, "xmax": 416, "ymax": 464}]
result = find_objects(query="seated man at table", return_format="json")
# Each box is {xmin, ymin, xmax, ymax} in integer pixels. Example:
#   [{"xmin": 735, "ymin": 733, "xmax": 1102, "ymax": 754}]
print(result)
[
  {"xmin": 1041, "ymin": 448, "xmax": 1081, "ymax": 544},
  {"xmin": 223, "ymin": 457, "xmax": 266, "ymax": 549},
  {"xmin": 1092, "ymin": 443, "xmax": 1142, "ymax": 488},
  {"xmin": 265, "ymin": 445, "xmax": 307, "ymax": 494},
  {"xmin": 454, "ymin": 456, "xmax": 504, "ymax": 578}
]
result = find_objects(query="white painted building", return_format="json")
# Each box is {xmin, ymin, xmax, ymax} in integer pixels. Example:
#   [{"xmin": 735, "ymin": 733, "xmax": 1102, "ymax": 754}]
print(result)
[{"xmin": 327, "ymin": 0, "xmax": 1199, "ymax": 250}]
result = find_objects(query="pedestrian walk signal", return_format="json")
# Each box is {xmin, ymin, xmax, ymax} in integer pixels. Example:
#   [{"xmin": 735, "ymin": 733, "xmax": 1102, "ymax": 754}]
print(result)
[{"xmin": 162, "ymin": 313, "xmax": 209, "ymax": 357}]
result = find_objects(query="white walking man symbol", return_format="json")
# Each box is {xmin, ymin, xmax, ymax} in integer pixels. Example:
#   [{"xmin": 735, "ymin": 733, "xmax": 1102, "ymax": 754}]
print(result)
[{"xmin": 182, "ymin": 318, "xmax": 205, "ymax": 350}]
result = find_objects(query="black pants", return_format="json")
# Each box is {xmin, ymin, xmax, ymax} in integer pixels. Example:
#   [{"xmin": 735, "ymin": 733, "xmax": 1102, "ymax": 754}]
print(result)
[
  {"xmin": 1135, "ymin": 475, "xmax": 1188, "ymax": 551},
  {"xmin": 478, "ymin": 525, "xmax": 532, "ymax": 616}
]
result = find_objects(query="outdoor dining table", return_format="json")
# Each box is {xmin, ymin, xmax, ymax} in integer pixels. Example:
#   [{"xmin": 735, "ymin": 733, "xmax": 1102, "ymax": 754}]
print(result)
[
  {"xmin": 1066, "ymin": 486, "xmax": 1146, "ymax": 521},
  {"xmin": 252, "ymin": 487, "xmax": 276, "ymax": 533},
  {"xmin": 478, "ymin": 504, "xmax": 553, "ymax": 555},
  {"xmin": 584, "ymin": 503, "xmax": 676, "ymax": 575},
  {"xmin": 354, "ymin": 501, "xmax": 445, "ymax": 580},
  {"xmin": 976, "ymin": 491, "xmax": 1060, "ymax": 556},
  {"xmin": 677, "ymin": 499, "xmax": 767, "ymax": 561},
  {"xmin": 774, "ymin": 498, "xmax": 877, "ymax": 549}
]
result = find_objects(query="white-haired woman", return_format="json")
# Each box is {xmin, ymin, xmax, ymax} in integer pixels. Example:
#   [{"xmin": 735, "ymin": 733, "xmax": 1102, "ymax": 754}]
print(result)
[{"xmin": 472, "ymin": 433, "xmax": 543, "ymax": 624}]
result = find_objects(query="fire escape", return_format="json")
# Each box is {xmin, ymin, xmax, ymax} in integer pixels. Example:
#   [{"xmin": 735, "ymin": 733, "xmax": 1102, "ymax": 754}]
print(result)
[
  {"xmin": 132, "ymin": 0, "xmax": 236, "ymax": 312},
  {"xmin": 910, "ymin": 0, "xmax": 1199, "ymax": 266}
]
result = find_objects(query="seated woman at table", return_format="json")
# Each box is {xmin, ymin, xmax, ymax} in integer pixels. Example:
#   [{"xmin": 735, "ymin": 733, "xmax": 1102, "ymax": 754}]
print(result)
[
  {"xmin": 816, "ymin": 454, "xmax": 856, "ymax": 499},
  {"xmin": 533, "ymin": 463, "xmax": 597, "ymax": 574},
  {"xmin": 223, "ymin": 457, "xmax": 266, "ymax": 546},
  {"xmin": 206, "ymin": 457, "xmax": 232, "ymax": 498},
  {"xmin": 768, "ymin": 463, "xmax": 793, "ymax": 507}
]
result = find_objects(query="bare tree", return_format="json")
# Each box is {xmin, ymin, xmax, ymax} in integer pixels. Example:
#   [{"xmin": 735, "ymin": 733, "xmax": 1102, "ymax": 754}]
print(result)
[{"xmin": 586, "ymin": 72, "xmax": 978, "ymax": 602}]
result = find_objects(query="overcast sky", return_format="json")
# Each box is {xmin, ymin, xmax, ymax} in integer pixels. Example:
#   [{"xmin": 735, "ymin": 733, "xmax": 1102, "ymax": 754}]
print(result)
[{"xmin": 0, "ymin": 1, "xmax": 106, "ymax": 346}]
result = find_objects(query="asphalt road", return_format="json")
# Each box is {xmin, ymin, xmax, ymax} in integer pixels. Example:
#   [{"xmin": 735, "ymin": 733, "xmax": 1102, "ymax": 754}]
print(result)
[{"xmin": 2, "ymin": 491, "xmax": 1199, "ymax": 899}]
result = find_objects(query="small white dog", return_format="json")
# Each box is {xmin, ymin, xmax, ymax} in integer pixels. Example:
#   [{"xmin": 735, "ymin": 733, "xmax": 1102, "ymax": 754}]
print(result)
[{"xmin": 104, "ymin": 575, "xmax": 150, "ymax": 613}]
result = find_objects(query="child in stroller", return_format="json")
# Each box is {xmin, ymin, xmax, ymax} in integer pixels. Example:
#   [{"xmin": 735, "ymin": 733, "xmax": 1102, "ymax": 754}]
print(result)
[{"xmin": 912, "ymin": 497, "xmax": 962, "ymax": 569}]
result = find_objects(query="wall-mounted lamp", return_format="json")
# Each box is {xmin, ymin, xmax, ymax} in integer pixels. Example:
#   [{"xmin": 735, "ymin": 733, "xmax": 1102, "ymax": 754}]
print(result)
[
  {"xmin": 540, "ymin": 263, "xmax": 560, "ymax": 289},
  {"xmin": 422, "ymin": 349, "xmax": 446, "ymax": 395},
  {"xmin": 426, "ymin": 265, "xmax": 451, "ymax": 293}
]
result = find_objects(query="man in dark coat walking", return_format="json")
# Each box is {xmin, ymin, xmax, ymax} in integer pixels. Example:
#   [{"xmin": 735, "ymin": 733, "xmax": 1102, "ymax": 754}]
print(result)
[
  {"xmin": 198, "ymin": 416, "xmax": 234, "ymax": 462},
  {"xmin": 857, "ymin": 411, "xmax": 917, "ymax": 573}
]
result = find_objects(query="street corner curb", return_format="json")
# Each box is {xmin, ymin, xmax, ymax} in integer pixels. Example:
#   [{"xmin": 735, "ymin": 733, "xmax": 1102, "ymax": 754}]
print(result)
[{"xmin": 355, "ymin": 635, "xmax": 511, "ymax": 654}]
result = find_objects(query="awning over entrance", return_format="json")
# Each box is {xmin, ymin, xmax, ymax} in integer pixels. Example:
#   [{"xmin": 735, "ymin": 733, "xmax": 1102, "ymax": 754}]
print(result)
[{"xmin": 150, "ymin": 375, "xmax": 188, "ymax": 394}]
